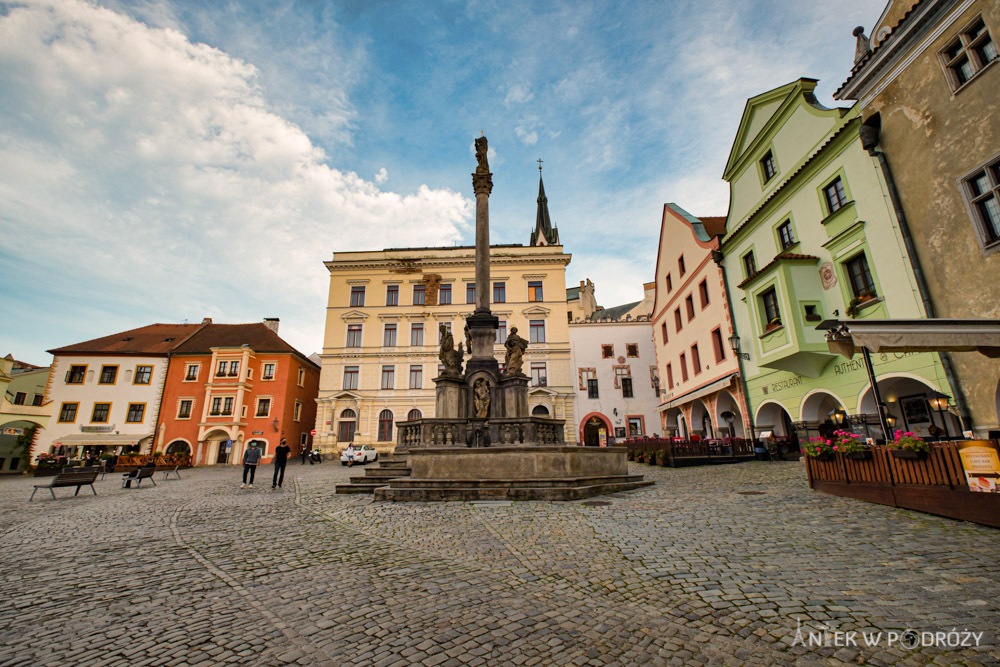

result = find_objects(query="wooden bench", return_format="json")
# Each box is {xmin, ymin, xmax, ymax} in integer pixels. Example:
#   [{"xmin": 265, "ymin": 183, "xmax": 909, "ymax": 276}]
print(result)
[
  {"xmin": 160, "ymin": 465, "xmax": 182, "ymax": 481},
  {"xmin": 122, "ymin": 466, "xmax": 157, "ymax": 488},
  {"xmin": 30, "ymin": 470, "xmax": 99, "ymax": 501}
]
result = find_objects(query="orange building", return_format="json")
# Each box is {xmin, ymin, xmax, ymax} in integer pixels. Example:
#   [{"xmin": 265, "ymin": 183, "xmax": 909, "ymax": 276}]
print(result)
[
  {"xmin": 156, "ymin": 319, "xmax": 319, "ymax": 465},
  {"xmin": 652, "ymin": 204, "xmax": 752, "ymax": 440}
]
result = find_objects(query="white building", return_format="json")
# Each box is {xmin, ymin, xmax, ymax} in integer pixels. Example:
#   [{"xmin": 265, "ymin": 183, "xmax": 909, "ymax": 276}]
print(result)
[
  {"xmin": 35, "ymin": 323, "xmax": 200, "ymax": 458},
  {"xmin": 569, "ymin": 282, "xmax": 661, "ymax": 445}
]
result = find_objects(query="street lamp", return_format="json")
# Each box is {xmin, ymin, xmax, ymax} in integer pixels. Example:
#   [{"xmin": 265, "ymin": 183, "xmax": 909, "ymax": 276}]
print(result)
[
  {"xmin": 728, "ymin": 333, "xmax": 750, "ymax": 361},
  {"xmin": 927, "ymin": 391, "xmax": 952, "ymax": 438},
  {"xmin": 829, "ymin": 407, "xmax": 847, "ymax": 427}
]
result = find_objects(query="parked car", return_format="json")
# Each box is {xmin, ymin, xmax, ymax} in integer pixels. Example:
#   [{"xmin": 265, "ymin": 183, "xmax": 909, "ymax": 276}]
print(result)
[{"xmin": 340, "ymin": 444, "xmax": 378, "ymax": 465}]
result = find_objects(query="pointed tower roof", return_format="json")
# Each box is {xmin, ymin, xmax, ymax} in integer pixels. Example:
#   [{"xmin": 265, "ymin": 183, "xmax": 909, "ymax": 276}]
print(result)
[{"xmin": 530, "ymin": 166, "xmax": 559, "ymax": 246}]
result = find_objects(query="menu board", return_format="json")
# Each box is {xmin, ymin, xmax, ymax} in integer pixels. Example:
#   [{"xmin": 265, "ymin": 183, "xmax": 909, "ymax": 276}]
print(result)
[{"xmin": 958, "ymin": 441, "xmax": 1000, "ymax": 493}]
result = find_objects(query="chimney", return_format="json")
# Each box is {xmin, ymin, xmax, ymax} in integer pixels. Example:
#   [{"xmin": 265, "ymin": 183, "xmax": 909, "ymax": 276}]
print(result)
[
  {"xmin": 263, "ymin": 318, "xmax": 280, "ymax": 334},
  {"xmin": 201, "ymin": 317, "xmax": 212, "ymax": 325}
]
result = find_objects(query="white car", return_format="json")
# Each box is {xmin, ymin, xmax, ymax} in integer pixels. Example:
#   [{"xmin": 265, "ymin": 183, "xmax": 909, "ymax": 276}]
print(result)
[{"xmin": 340, "ymin": 445, "xmax": 378, "ymax": 465}]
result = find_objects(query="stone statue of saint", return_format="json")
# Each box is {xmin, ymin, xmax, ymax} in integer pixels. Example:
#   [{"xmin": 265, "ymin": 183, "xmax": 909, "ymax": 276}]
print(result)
[
  {"xmin": 439, "ymin": 324, "xmax": 464, "ymax": 376},
  {"xmin": 503, "ymin": 326, "xmax": 528, "ymax": 376},
  {"xmin": 474, "ymin": 135, "xmax": 490, "ymax": 174},
  {"xmin": 473, "ymin": 378, "xmax": 490, "ymax": 419},
  {"xmin": 464, "ymin": 323, "xmax": 472, "ymax": 355}
]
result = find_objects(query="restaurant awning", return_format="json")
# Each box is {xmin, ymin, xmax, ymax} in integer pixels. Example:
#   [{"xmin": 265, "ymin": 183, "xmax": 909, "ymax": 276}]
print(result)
[
  {"xmin": 818, "ymin": 319, "xmax": 1000, "ymax": 359},
  {"xmin": 53, "ymin": 433, "xmax": 152, "ymax": 448},
  {"xmin": 659, "ymin": 373, "xmax": 738, "ymax": 411}
]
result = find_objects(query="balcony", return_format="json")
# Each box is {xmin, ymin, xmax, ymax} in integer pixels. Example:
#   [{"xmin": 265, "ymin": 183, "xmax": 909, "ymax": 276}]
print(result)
[{"xmin": 742, "ymin": 253, "xmax": 837, "ymax": 378}]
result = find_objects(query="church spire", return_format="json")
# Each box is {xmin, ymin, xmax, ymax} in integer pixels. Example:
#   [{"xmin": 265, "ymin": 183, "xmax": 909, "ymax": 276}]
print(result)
[{"xmin": 530, "ymin": 160, "xmax": 559, "ymax": 246}]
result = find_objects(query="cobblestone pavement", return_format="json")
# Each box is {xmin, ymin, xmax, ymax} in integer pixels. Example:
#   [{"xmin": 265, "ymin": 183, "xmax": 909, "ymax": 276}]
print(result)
[{"xmin": 0, "ymin": 460, "xmax": 997, "ymax": 666}]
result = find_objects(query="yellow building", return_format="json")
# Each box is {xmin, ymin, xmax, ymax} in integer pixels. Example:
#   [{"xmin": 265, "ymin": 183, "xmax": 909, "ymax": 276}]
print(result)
[{"xmin": 317, "ymin": 236, "xmax": 576, "ymax": 453}]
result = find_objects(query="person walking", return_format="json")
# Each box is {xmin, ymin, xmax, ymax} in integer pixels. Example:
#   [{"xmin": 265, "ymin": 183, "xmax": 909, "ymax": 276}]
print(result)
[
  {"xmin": 241, "ymin": 442, "xmax": 262, "ymax": 488},
  {"xmin": 300, "ymin": 444, "xmax": 308, "ymax": 465},
  {"xmin": 272, "ymin": 438, "xmax": 290, "ymax": 489}
]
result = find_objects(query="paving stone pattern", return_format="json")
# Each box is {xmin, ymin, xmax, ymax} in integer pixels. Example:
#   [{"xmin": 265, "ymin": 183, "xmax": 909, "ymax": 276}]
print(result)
[{"xmin": 0, "ymin": 461, "xmax": 997, "ymax": 666}]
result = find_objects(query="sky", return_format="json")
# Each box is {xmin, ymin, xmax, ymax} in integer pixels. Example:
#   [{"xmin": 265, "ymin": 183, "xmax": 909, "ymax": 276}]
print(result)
[{"xmin": 0, "ymin": 0, "xmax": 883, "ymax": 366}]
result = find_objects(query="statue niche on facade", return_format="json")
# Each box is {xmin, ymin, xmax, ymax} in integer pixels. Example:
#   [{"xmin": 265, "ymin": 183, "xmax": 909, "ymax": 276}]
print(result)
[
  {"xmin": 503, "ymin": 326, "xmax": 528, "ymax": 376},
  {"xmin": 438, "ymin": 324, "xmax": 464, "ymax": 377},
  {"xmin": 473, "ymin": 377, "xmax": 491, "ymax": 418}
]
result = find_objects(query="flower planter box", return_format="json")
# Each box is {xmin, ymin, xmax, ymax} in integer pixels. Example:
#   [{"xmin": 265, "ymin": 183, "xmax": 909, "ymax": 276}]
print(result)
[
  {"xmin": 810, "ymin": 452, "xmax": 835, "ymax": 462},
  {"xmin": 890, "ymin": 448, "xmax": 927, "ymax": 460},
  {"xmin": 845, "ymin": 450, "xmax": 872, "ymax": 461}
]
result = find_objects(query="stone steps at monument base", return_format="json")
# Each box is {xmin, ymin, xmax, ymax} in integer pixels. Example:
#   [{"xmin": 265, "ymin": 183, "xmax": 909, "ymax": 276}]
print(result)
[
  {"xmin": 362, "ymin": 467, "xmax": 412, "ymax": 478},
  {"xmin": 349, "ymin": 473, "xmax": 408, "ymax": 484},
  {"xmin": 374, "ymin": 478, "xmax": 654, "ymax": 502},
  {"xmin": 335, "ymin": 481, "xmax": 388, "ymax": 494},
  {"xmin": 384, "ymin": 474, "xmax": 647, "ymax": 489}
]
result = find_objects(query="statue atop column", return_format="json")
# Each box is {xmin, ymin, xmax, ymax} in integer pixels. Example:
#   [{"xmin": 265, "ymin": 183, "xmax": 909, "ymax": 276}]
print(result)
[
  {"xmin": 503, "ymin": 327, "xmax": 528, "ymax": 376},
  {"xmin": 475, "ymin": 135, "xmax": 490, "ymax": 173}
]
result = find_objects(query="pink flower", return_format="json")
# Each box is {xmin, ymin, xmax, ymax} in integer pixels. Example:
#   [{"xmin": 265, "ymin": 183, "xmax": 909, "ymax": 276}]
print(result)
[
  {"xmin": 905, "ymin": 432, "xmax": 914, "ymax": 437},
  {"xmin": 832, "ymin": 445, "xmax": 838, "ymax": 450}
]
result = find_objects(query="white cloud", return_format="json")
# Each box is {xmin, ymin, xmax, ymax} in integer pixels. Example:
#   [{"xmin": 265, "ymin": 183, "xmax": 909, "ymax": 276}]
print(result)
[
  {"xmin": 374, "ymin": 167, "xmax": 388, "ymax": 184},
  {"xmin": 503, "ymin": 83, "xmax": 534, "ymax": 107},
  {"xmin": 514, "ymin": 125, "xmax": 538, "ymax": 146},
  {"xmin": 0, "ymin": 0, "xmax": 471, "ymax": 357}
]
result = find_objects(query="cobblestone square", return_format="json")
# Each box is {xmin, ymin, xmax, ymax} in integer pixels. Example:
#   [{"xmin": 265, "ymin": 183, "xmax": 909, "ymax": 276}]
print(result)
[{"xmin": 0, "ymin": 460, "xmax": 997, "ymax": 666}]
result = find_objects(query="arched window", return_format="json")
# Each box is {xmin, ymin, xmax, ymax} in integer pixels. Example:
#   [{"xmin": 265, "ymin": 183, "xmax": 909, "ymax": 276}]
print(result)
[
  {"xmin": 338, "ymin": 409, "xmax": 357, "ymax": 442},
  {"xmin": 377, "ymin": 409, "xmax": 394, "ymax": 441},
  {"xmin": 166, "ymin": 440, "xmax": 190, "ymax": 456},
  {"xmin": 531, "ymin": 405, "xmax": 550, "ymax": 416},
  {"xmin": 407, "ymin": 408, "xmax": 422, "ymax": 420}
]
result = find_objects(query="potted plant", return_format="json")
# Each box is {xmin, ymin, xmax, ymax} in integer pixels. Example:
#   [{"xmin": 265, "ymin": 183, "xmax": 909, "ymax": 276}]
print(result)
[
  {"xmin": 803, "ymin": 436, "xmax": 836, "ymax": 461},
  {"xmin": 627, "ymin": 449, "xmax": 635, "ymax": 462},
  {"xmin": 764, "ymin": 317, "xmax": 782, "ymax": 333},
  {"xmin": 846, "ymin": 292, "xmax": 876, "ymax": 317},
  {"xmin": 655, "ymin": 449, "xmax": 667, "ymax": 466},
  {"xmin": 835, "ymin": 430, "xmax": 870, "ymax": 460},
  {"xmin": 890, "ymin": 431, "xmax": 929, "ymax": 459}
]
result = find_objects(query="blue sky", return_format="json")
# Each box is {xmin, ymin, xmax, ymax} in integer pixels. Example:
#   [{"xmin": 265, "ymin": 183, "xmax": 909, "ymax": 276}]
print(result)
[{"xmin": 0, "ymin": 0, "xmax": 881, "ymax": 365}]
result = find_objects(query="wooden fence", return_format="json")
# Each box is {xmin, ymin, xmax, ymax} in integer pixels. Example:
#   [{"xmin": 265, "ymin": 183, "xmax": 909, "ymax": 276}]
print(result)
[
  {"xmin": 622, "ymin": 438, "xmax": 755, "ymax": 467},
  {"xmin": 806, "ymin": 441, "xmax": 1000, "ymax": 528}
]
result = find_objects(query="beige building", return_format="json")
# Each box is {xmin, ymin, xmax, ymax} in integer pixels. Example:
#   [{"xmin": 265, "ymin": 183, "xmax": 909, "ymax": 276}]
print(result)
[
  {"xmin": 317, "ymin": 244, "xmax": 575, "ymax": 452},
  {"xmin": 834, "ymin": 0, "xmax": 1000, "ymax": 435}
]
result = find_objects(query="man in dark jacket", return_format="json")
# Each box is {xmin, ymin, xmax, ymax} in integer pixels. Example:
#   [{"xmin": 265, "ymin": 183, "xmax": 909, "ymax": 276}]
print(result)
[
  {"xmin": 241, "ymin": 442, "xmax": 262, "ymax": 488},
  {"xmin": 272, "ymin": 438, "xmax": 291, "ymax": 489}
]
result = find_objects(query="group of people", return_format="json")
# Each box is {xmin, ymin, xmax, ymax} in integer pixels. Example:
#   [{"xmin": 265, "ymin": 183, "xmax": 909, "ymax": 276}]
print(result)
[{"xmin": 239, "ymin": 440, "xmax": 324, "ymax": 489}]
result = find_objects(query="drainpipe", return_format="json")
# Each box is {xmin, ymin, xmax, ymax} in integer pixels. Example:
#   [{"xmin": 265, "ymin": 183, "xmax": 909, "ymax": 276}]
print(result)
[
  {"xmin": 712, "ymin": 248, "xmax": 757, "ymax": 445},
  {"xmin": 860, "ymin": 122, "xmax": 973, "ymax": 432}
]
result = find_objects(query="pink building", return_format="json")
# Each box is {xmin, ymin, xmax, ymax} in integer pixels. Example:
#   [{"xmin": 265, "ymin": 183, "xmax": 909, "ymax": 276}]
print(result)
[{"xmin": 652, "ymin": 204, "xmax": 751, "ymax": 439}]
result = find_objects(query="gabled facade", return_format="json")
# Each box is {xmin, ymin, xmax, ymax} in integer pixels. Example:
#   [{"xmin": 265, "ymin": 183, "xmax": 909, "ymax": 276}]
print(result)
[
  {"xmin": 317, "ymin": 243, "xmax": 575, "ymax": 452},
  {"xmin": 569, "ymin": 283, "xmax": 660, "ymax": 445},
  {"xmin": 651, "ymin": 204, "xmax": 749, "ymax": 440},
  {"xmin": 34, "ymin": 323, "xmax": 202, "ymax": 458},
  {"xmin": 157, "ymin": 320, "xmax": 319, "ymax": 466},
  {"xmin": 720, "ymin": 79, "xmax": 959, "ymax": 447},
  {"xmin": 835, "ymin": 0, "xmax": 1000, "ymax": 435}
]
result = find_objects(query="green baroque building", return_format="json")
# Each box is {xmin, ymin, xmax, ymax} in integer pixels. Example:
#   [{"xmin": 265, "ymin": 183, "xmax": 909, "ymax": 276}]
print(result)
[{"xmin": 719, "ymin": 79, "xmax": 960, "ymax": 453}]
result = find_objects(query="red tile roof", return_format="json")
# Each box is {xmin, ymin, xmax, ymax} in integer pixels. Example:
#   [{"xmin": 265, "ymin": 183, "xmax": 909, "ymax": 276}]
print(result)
[
  {"xmin": 737, "ymin": 254, "xmax": 820, "ymax": 289},
  {"xmin": 48, "ymin": 323, "xmax": 202, "ymax": 356},
  {"xmin": 172, "ymin": 323, "xmax": 319, "ymax": 368},
  {"xmin": 699, "ymin": 216, "xmax": 728, "ymax": 237}
]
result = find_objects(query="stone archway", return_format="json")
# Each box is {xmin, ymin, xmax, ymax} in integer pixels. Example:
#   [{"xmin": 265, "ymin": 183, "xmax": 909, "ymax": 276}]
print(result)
[
  {"xmin": 715, "ymin": 391, "xmax": 746, "ymax": 438},
  {"xmin": 166, "ymin": 440, "xmax": 191, "ymax": 456},
  {"xmin": 580, "ymin": 412, "xmax": 611, "ymax": 446},
  {"xmin": 859, "ymin": 374, "xmax": 961, "ymax": 441}
]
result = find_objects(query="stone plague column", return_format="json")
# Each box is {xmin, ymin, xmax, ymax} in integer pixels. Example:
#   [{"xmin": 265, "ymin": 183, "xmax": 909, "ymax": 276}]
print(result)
[{"xmin": 464, "ymin": 135, "xmax": 501, "ymax": 409}]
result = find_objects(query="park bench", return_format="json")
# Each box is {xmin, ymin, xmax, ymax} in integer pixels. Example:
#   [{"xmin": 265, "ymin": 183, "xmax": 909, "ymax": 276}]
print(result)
[
  {"xmin": 160, "ymin": 465, "xmax": 182, "ymax": 481},
  {"xmin": 30, "ymin": 470, "xmax": 99, "ymax": 501},
  {"xmin": 122, "ymin": 465, "xmax": 157, "ymax": 489}
]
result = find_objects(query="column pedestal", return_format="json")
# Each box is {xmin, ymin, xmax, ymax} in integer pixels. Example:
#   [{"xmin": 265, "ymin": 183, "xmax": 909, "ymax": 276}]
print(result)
[
  {"xmin": 434, "ymin": 376, "xmax": 467, "ymax": 420},
  {"xmin": 499, "ymin": 374, "xmax": 529, "ymax": 419}
]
